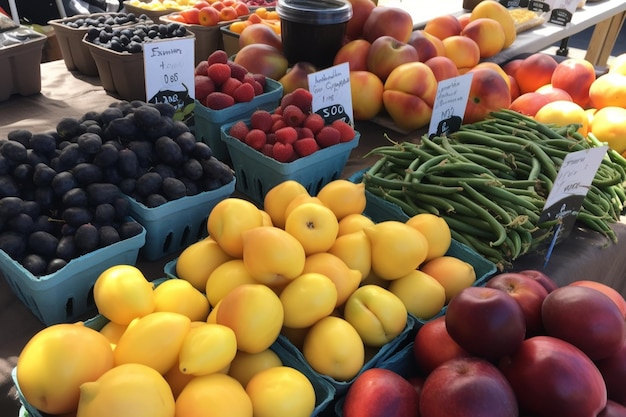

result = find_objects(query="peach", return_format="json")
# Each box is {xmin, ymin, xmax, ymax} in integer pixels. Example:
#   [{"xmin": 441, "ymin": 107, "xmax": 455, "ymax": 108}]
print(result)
[
  {"xmin": 333, "ymin": 39, "xmax": 371, "ymax": 71},
  {"xmin": 461, "ymin": 17, "xmax": 505, "ymax": 58},
  {"xmin": 408, "ymin": 30, "xmax": 442, "ymax": 63},
  {"xmin": 458, "ymin": 12, "xmax": 472, "ymax": 29},
  {"xmin": 508, "ymin": 75, "xmax": 520, "ymax": 101},
  {"xmin": 233, "ymin": 44, "xmax": 289, "ymax": 81},
  {"xmin": 278, "ymin": 62, "xmax": 317, "ymax": 95},
  {"xmin": 514, "ymin": 53, "xmax": 558, "ymax": 94},
  {"xmin": 238, "ymin": 23, "xmax": 282, "ymax": 50},
  {"xmin": 442, "ymin": 35, "xmax": 480, "ymax": 71},
  {"xmin": 502, "ymin": 58, "xmax": 522, "ymax": 77},
  {"xmin": 535, "ymin": 84, "xmax": 573, "ymax": 102},
  {"xmin": 424, "ymin": 56, "xmax": 459, "ymax": 82},
  {"xmin": 362, "ymin": 6, "xmax": 414, "ymax": 43},
  {"xmin": 473, "ymin": 61, "xmax": 510, "ymax": 91},
  {"xmin": 589, "ymin": 72, "xmax": 626, "ymax": 109},
  {"xmin": 469, "ymin": 0, "xmax": 516, "ymax": 48},
  {"xmin": 180, "ymin": 8, "xmax": 200, "ymax": 24},
  {"xmin": 198, "ymin": 6, "xmax": 220, "ymax": 26},
  {"xmin": 424, "ymin": 14, "xmax": 463, "ymax": 40},
  {"xmin": 550, "ymin": 58, "xmax": 597, "ymax": 107},
  {"xmin": 509, "ymin": 92, "xmax": 551, "ymax": 117},
  {"xmin": 219, "ymin": 6, "xmax": 238, "ymax": 21},
  {"xmin": 464, "ymin": 67, "xmax": 511, "ymax": 124},
  {"xmin": 350, "ymin": 70, "xmax": 384, "ymax": 120},
  {"xmin": 345, "ymin": 0, "xmax": 377, "ymax": 40},
  {"xmin": 367, "ymin": 35, "xmax": 419, "ymax": 81}
]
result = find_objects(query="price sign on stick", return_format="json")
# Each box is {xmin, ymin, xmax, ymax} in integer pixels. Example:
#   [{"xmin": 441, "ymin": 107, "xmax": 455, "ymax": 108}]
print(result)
[
  {"xmin": 144, "ymin": 37, "xmax": 195, "ymax": 121},
  {"xmin": 428, "ymin": 72, "xmax": 473, "ymax": 138},
  {"xmin": 308, "ymin": 62, "xmax": 354, "ymax": 126},
  {"xmin": 540, "ymin": 145, "xmax": 609, "ymax": 266}
]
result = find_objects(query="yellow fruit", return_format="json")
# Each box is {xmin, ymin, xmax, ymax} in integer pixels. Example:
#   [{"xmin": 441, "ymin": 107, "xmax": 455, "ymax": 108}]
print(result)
[
  {"xmin": 242, "ymin": 226, "xmax": 306, "ymax": 286},
  {"xmin": 16, "ymin": 324, "xmax": 114, "ymax": 415},
  {"xmin": 114, "ymin": 311, "xmax": 191, "ymax": 374},
  {"xmin": 175, "ymin": 237, "xmax": 233, "ymax": 291},
  {"xmin": 93, "ymin": 265, "xmax": 155, "ymax": 325},
  {"xmin": 388, "ymin": 269, "xmax": 447, "ymax": 320},
  {"xmin": 77, "ymin": 363, "xmax": 175, "ymax": 417},
  {"xmin": 284, "ymin": 195, "xmax": 324, "ymax": 220},
  {"xmin": 207, "ymin": 197, "xmax": 265, "ymax": 258},
  {"xmin": 153, "ymin": 278, "xmax": 210, "ymax": 322},
  {"xmin": 302, "ymin": 252, "xmax": 362, "ymax": 307},
  {"xmin": 246, "ymin": 366, "xmax": 316, "ymax": 417},
  {"xmin": 405, "ymin": 213, "xmax": 452, "ymax": 262},
  {"xmin": 420, "ymin": 256, "xmax": 477, "ymax": 303},
  {"xmin": 163, "ymin": 357, "xmax": 195, "ymax": 399},
  {"xmin": 284, "ymin": 202, "xmax": 339, "ymax": 255},
  {"xmin": 205, "ymin": 258, "xmax": 257, "ymax": 307},
  {"xmin": 337, "ymin": 213, "xmax": 375, "ymax": 236},
  {"xmin": 534, "ymin": 100, "xmax": 588, "ymax": 136},
  {"xmin": 175, "ymin": 373, "xmax": 253, "ymax": 417},
  {"xmin": 280, "ymin": 272, "xmax": 338, "ymax": 328},
  {"xmin": 216, "ymin": 284, "xmax": 284, "ymax": 353},
  {"xmin": 364, "ymin": 221, "xmax": 429, "ymax": 280},
  {"xmin": 315, "ymin": 179, "xmax": 367, "ymax": 220},
  {"xmin": 99, "ymin": 321, "xmax": 127, "ymax": 347},
  {"xmin": 328, "ymin": 230, "xmax": 372, "ymax": 281},
  {"xmin": 470, "ymin": 0, "xmax": 516, "ymax": 48},
  {"xmin": 302, "ymin": 316, "xmax": 365, "ymax": 381},
  {"xmin": 343, "ymin": 284, "xmax": 408, "ymax": 347},
  {"xmin": 609, "ymin": 53, "xmax": 626, "ymax": 75},
  {"xmin": 179, "ymin": 323, "xmax": 238, "ymax": 376},
  {"xmin": 207, "ymin": 299, "xmax": 221, "ymax": 323},
  {"xmin": 228, "ymin": 349, "xmax": 283, "ymax": 388},
  {"xmin": 264, "ymin": 180, "xmax": 310, "ymax": 229},
  {"xmin": 280, "ymin": 325, "xmax": 310, "ymax": 350},
  {"xmin": 589, "ymin": 106, "xmax": 626, "ymax": 154},
  {"xmin": 259, "ymin": 209, "xmax": 274, "ymax": 226}
]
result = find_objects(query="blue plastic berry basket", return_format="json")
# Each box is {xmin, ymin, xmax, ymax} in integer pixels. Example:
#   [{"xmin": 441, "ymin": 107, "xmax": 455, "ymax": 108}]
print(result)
[
  {"xmin": 0, "ymin": 222, "xmax": 146, "ymax": 326},
  {"xmin": 193, "ymin": 77, "xmax": 283, "ymax": 162},
  {"xmin": 123, "ymin": 177, "xmax": 235, "ymax": 261}
]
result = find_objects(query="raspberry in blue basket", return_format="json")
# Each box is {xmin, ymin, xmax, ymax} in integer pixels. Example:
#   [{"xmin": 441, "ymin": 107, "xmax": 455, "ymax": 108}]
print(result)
[
  {"xmin": 294, "ymin": 137, "xmax": 320, "ymax": 157},
  {"xmin": 229, "ymin": 120, "xmax": 250, "ymax": 142},
  {"xmin": 331, "ymin": 119, "xmax": 356, "ymax": 143},
  {"xmin": 245, "ymin": 129, "xmax": 267, "ymax": 151},
  {"xmin": 275, "ymin": 127, "xmax": 298, "ymax": 145},
  {"xmin": 282, "ymin": 104, "xmax": 306, "ymax": 127},
  {"xmin": 271, "ymin": 118, "xmax": 287, "ymax": 133},
  {"xmin": 207, "ymin": 63, "xmax": 231, "ymax": 86},
  {"xmin": 228, "ymin": 61, "xmax": 249, "ymax": 82},
  {"xmin": 280, "ymin": 88, "xmax": 313, "ymax": 114},
  {"xmin": 315, "ymin": 126, "xmax": 341, "ymax": 148},
  {"xmin": 266, "ymin": 132, "xmax": 277, "ymax": 145},
  {"xmin": 272, "ymin": 142, "xmax": 296, "ymax": 163},
  {"xmin": 296, "ymin": 126, "xmax": 315, "ymax": 140},
  {"xmin": 220, "ymin": 77, "xmax": 242, "ymax": 97},
  {"xmin": 261, "ymin": 143, "xmax": 274, "ymax": 158},
  {"xmin": 252, "ymin": 73, "xmax": 266, "ymax": 89},
  {"xmin": 204, "ymin": 92, "xmax": 235, "ymax": 110},
  {"xmin": 233, "ymin": 83, "xmax": 255, "ymax": 103},
  {"xmin": 207, "ymin": 49, "xmax": 229, "ymax": 66},
  {"xmin": 250, "ymin": 110, "xmax": 274, "ymax": 133},
  {"xmin": 303, "ymin": 113, "xmax": 325, "ymax": 135},
  {"xmin": 195, "ymin": 75, "xmax": 215, "ymax": 100}
]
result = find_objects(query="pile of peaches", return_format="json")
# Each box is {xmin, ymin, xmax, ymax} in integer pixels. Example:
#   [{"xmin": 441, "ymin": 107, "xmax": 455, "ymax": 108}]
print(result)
[{"xmin": 166, "ymin": 0, "xmax": 251, "ymax": 26}]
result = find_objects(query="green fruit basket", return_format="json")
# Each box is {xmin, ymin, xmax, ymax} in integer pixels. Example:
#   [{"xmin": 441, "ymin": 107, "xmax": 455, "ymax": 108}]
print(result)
[{"xmin": 0, "ymin": 222, "xmax": 146, "ymax": 326}]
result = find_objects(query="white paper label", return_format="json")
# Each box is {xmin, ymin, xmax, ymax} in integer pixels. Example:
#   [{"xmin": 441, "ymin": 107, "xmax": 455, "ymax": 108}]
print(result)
[
  {"xmin": 307, "ymin": 62, "xmax": 354, "ymax": 126},
  {"xmin": 428, "ymin": 72, "xmax": 473, "ymax": 138}
]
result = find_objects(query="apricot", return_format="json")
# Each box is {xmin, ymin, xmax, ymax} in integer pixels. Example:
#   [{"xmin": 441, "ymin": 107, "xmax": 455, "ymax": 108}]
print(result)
[
  {"xmin": 470, "ymin": 0, "xmax": 516, "ymax": 48},
  {"xmin": 461, "ymin": 17, "xmax": 505, "ymax": 58},
  {"xmin": 442, "ymin": 35, "xmax": 480, "ymax": 71}
]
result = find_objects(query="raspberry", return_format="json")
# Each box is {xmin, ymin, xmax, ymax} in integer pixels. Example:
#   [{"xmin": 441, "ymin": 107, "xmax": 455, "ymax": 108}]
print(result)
[
  {"xmin": 280, "ymin": 88, "xmax": 313, "ymax": 114},
  {"xmin": 244, "ymin": 128, "xmax": 267, "ymax": 150},
  {"xmin": 271, "ymin": 118, "xmax": 287, "ymax": 133},
  {"xmin": 207, "ymin": 63, "xmax": 231, "ymax": 86},
  {"xmin": 228, "ymin": 61, "xmax": 248, "ymax": 81},
  {"xmin": 266, "ymin": 132, "xmax": 277, "ymax": 144},
  {"xmin": 315, "ymin": 126, "xmax": 341, "ymax": 148},
  {"xmin": 204, "ymin": 92, "xmax": 235, "ymax": 110},
  {"xmin": 252, "ymin": 80, "xmax": 264, "ymax": 96},
  {"xmin": 250, "ymin": 110, "xmax": 274, "ymax": 133},
  {"xmin": 220, "ymin": 77, "xmax": 242, "ymax": 97},
  {"xmin": 303, "ymin": 113, "xmax": 325, "ymax": 135},
  {"xmin": 293, "ymin": 137, "xmax": 320, "ymax": 157},
  {"xmin": 194, "ymin": 75, "xmax": 215, "ymax": 101},
  {"xmin": 282, "ymin": 104, "xmax": 306, "ymax": 127},
  {"xmin": 253, "ymin": 73, "xmax": 266, "ymax": 89},
  {"xmin": 207, "ymin": 49, "xmax": 228, "ymax": 65},
  {"xmin": 194, "ymin": 60, "xmax": 209, "ymax": 76},
  {"xmin": 272, "ymin": 142, "xmax": 295, "ymax": 163},
  {"xmin": 274, "ymin": 127, "xmax": 298, "ymax": 144},
  {"xmin": 331, "ymin": 119, "xmax": 356, "ymax": 142},
  {"xmin": 242, "ymin": 73, "xmax": 256, "ymax": 85},
  {"xmin": 228, "ymin": 120, "xmax": 249, "ymax": 141},
  {"xmin": 296, "ymin": 126, "xmax": 314, "ymax": 139},
  {"xmin": 260, "ymin": 143, "xmax": 274, "ymax": 158},
  {"xmin": 233, "ymin": 82, "xmax": 255, "ymax": 103}
]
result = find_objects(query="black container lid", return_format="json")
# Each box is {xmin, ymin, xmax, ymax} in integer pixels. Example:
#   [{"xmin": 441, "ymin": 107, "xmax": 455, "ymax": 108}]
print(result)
[{"xmin": 276, "ymin": 0, "xmax": 353, "ymax": 25}]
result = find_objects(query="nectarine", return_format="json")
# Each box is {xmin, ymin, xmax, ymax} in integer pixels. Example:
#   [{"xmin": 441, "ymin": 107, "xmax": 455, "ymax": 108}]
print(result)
[
  {"xmin": 551, "ymin": 58, "xmax": 597, "ymax": 107},
  {"xmin": 350, "ymin": 70, "xmax": 384, "ymax": 120},
  {"xmin": 442, "ymin": 35, "xmax": 480, "ymax": 71},
  {"xmin": 514, "ymin": 53, "xmax": 558, "ymax": 94},
  {"xmin": 461, "ymin": 17, "xmax": 505, "ymax": 58},
  {"xmin": 424, "ymin": 14, "xmax": 463, "ymax": 40}
]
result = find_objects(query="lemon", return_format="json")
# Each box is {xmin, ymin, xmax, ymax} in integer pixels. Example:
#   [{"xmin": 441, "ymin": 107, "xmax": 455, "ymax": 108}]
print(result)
[
  {"xmin": 405, "ymin": 213, "xmax": 452, "ymax": 262},
  {"xmin": 420, "ymin": 255, "xmax": 477, "ymax": 303},
  {"xmin": 114, "ymin": 311, "xmax": 191, "ymax": 374},
  {"xmin": 153, "ymin": 279, "xmax": 210, "ymax": 322},
  {"xmin": 364, "ymin": 221, "xmax": 429, "ymax": 280},
  {"xmin": 98, "ymin": 321, "xmax": 127, "ymax": 348},
  {"xmin": 216, "ymin": 284, "xmax": 284, "ymax": 353},
  {"xmin": 315, "ymin": 179, "xmax": 367, "ymax": 220},
  {"xmin": 280, "ymin": 272, "xmax": 338, "ymax": 328},
  {"xmin": 260, "ymin": 209, "xmax": 274, "ymax": 226},
  {"xmin": 205, "ymin": 259, "xmax": 257, "ymax": 307},
  {"xmin": 388, "ymin": 269, "xmax": 447, "ymax": 320},
  {"xmin": 175, "ymin": 237, "xmax": 233, "ymax": 291},
  {"xmin": 246, "ymin": 366, "xmax": 316, "ymax": 417},
  {"xmin": 264, "ymin": 180, "xmax": 310, "ymax": 229},
  {"xmin": 302, "ymin": 252, "xmax": 362, "ymax": 307},
  {"xmin": 242, "ymin": 226, "xmax": 306, "ymax": 287},
  {"xmin": 284, "ymin": 202, "xmax": 339, "ymax": 255},
  {"xmin": 283, "ymin": 195, "xmax": 324, "ymax": 220},
  {"xmin": 179, "ymin": 323, "xmax": 238, "ymax": 376},
  {"xmin": 228, "ymin": 349, "xmax": 283, "ymax": 388},
  {"xmin": 77, "ymin": 363, "xmax": 175, "ymax": 417},
  {"xmin": 93, "ymin": 265, "xmax": 155, "ymax": 325},
  {"xmin": 337, "ymin": 213, "xmax": 375, "ymax": 236},
  {"xmin": 207, "ymin": 197, "xmax": 265, "ymax": 258},
  {"xmin": 175, "ymin": 373, "xmax": 253, "ymax": 417},
  {"xmin": 328, "ymin": 231, "xmax": 372, "ymax": 281},
  {"xmin": 16, "ymin": 324, "xmax": 114, "ymax": 415}
]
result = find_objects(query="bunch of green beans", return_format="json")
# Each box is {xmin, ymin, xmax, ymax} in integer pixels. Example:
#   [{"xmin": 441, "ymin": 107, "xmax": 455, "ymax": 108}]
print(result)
[{"xmin": 362, "ymin": 109, "xmax": 626, "ymax": 270}]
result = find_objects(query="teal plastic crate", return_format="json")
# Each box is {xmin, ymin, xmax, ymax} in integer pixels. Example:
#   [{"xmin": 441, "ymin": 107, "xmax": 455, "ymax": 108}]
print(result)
[
  {"xmin": 0, "ymin": 223, "xmax": 146, "ymax": 326},
  {"xmin": 193, "ymin": 77, "xmax": 283, "ymax": 162},
  {"xmin": 123, "ymin": 177, "xmax": 235, "ymax": 261},
  {"xmin": 221, "ymin": 123, "xmax": 360, "ymax": 204}
]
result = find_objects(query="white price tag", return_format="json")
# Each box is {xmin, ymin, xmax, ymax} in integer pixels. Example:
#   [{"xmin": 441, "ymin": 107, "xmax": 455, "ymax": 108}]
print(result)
[
  {"xmin": 143, "ymin": 37, "xmax": 195, "ymax": 118},
  {"xmin": 307, "ymin": 62, "xmax": 353, "ymax": 125},
  {"xmin": 428, "ymin": 72, "xmax": 473, "ymax": 138}
]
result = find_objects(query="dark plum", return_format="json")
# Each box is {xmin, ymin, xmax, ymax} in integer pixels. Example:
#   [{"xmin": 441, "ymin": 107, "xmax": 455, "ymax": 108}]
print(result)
[
  {"xmin": 32, "ymin": 163, "xmax": 57, "ymax": 187},
  {"xmin": 0, "ymin": 196, "xmax": 24, "ymax": 219},
  {"xmin": 51, "ymin": 171, "xmax": 77, "ymax": 196},
  {"xmin": 162, "ymin": 177, "xmax": 186, "ymax": 200},
  {"xmin": 145, "ymin": 194, "xmax": 167, "ymax": 207},
  {"xmin": 21, "ymin": 254, "xmax": 48, "ymax": 276},
  {"xmin": 136, "ymin": 172, "xmax": 162, "ymax": 197},
  {"xmin": 62, "ymin": 188, "xmax": 89, "ymax": 207},
  {"xmin": 0, "ymin": 231, "xmax": 26, "ymax": 258},
  {"xmin": 155, "ymin": 136, "xmax": 183, "ymax": 166},
  {"xmin": 98, "ymin": 225, "xmax": 121, "ymax": 246},
  {"xmin": 62, "ymin": 206, "xmax": 93, "ymax": 227},
  {"xmin": 86, "ymin": 183, "xmax": 120, "ymax": 205},
  {"xmin": 28, "ymin": 230, "xmax": 59, "ymax": 257},
  {"xmin": 72, "ymin": 163, "xmax": 103, "ymax": 185},
  {"xmin": 74, "ymin": 223, "xmax": 99, "ymax": 254},
  {"xmin": 77, "ymin": 132, "xmax": 103, "ymax": 155}
]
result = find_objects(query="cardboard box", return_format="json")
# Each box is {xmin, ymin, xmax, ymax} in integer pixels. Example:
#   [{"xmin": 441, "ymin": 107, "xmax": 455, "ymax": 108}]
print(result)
[{"xmin": 0, "ymin": 27, "xmax": 47, "ymax": 101}]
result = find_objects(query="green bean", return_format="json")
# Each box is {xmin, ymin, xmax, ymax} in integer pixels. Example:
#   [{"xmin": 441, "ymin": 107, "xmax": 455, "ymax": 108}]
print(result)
[{"xmin": 459, "ymin": 181, "xmax": 512, "ymax": 224}]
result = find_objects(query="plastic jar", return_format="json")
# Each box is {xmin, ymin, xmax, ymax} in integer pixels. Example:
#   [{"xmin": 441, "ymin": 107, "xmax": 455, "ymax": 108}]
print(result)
[{"xmin": 276, "ymin": 0, "xmax": 352, "ymax": 69}]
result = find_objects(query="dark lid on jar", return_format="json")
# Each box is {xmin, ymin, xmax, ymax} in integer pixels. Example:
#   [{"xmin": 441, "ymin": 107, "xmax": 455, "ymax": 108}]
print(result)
[{"xmin": 276, "ymin": 0, "xmax": 353, "ymax": 25}]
